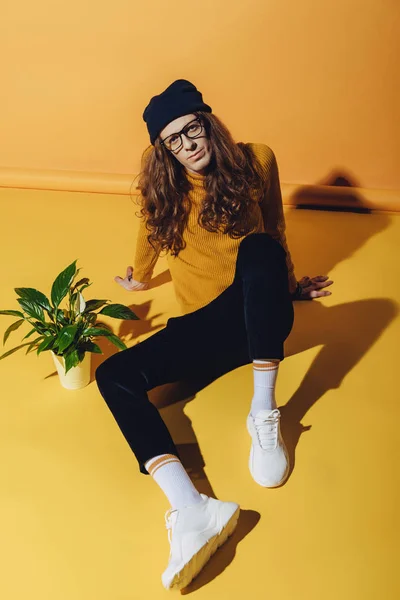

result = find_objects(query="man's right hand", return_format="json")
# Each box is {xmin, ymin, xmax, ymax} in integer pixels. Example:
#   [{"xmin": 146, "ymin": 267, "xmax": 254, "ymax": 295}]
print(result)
[{"xmin": 114, "ymin": 266, "xmax": 149, "ymax": 291}]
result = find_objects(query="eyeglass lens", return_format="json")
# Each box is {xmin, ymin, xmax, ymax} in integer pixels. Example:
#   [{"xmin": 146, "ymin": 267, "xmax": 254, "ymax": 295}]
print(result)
[{"xmin": 164, "ymin": 120, "xmax": 203, "ymax": 151}]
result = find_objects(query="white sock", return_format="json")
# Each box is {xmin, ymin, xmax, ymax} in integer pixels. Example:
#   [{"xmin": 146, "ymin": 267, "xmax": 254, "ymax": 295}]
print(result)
[
  {"xmin": 145, "ymin": 454, "xmax": 203, "ymax": 510},
  {"xmin": 251, "ymin": 359, "xmax": 280, "ymax": 416}
]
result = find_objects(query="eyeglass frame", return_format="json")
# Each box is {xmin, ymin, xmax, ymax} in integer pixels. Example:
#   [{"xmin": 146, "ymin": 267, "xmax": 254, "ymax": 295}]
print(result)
[{"xmin": 159, "ymin": 116, "xmax": 205, "ymax": 152}]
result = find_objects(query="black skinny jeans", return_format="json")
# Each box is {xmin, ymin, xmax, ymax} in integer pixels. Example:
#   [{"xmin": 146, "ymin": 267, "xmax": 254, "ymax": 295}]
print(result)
[{"xmin": 95, "ymin": 233, "xmax": 295, "ymax": 474}]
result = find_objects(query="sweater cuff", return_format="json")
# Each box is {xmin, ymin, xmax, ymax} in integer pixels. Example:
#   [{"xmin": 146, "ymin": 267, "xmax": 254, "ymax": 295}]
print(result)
[
  {"xmin": 132, "ymin": 268, "xmax": 153, "ymax": 283},
  {"xmin": 291, "ymin": 281, "xmax": 302, "ymax": 300},
  {"xmin": 288, "ymin": 272, "xmax": 298, "ymax": 296}
]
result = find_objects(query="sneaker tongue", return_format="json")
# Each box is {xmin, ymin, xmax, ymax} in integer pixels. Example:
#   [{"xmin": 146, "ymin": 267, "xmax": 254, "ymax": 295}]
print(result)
[{"xmin": 254, "ymin": 409, "xmax": 276, "ymax": 422}]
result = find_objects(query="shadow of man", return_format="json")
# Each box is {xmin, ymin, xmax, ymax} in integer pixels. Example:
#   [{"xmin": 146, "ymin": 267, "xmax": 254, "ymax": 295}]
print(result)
[
  {"xmin": 280, "ymin": 297, "xmax": 398, "ymax": 479},
  {"xmin": 144, "ymin": 293, "xmax": 398, "ymax": 591}
]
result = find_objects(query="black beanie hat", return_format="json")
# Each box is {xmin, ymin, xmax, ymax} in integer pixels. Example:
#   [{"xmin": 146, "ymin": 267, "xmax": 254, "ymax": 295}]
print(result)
[{"xmin": 143, "ymin": 79, "xmax": 212, "ymax": 145}]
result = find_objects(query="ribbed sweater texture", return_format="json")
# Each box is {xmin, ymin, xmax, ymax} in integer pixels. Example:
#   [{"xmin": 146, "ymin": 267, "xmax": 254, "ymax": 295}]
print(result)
[{"xmin": 134, "ymin": 143, "xmax": 297, "ymax": 315}]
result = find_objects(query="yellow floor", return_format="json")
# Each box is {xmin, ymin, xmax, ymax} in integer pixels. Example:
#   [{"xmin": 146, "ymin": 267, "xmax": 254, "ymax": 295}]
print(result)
[{"xmin": 0, "ymin": 187, "xmax": 399, "ymax": 600}]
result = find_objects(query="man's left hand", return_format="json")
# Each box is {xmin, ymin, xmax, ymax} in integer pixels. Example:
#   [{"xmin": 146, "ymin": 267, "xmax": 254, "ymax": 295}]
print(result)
[{"xmin": 297, "ymin": 275, "xmax": 334, "ymax": 300}]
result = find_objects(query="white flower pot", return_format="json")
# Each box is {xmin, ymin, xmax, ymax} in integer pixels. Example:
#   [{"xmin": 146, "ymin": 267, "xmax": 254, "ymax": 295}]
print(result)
[{"xmin": 51, "ymin": 350, "xmax": 91, "ymax": 390}]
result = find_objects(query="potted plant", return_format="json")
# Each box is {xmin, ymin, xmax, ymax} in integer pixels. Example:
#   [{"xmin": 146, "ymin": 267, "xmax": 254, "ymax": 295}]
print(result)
[{"xmin": 0, "ymin": 259, "xmax": 138, "ymax": 390}]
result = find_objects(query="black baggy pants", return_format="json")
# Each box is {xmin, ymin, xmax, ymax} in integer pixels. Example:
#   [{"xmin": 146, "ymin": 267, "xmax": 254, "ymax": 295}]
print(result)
[{"xmin": 95, "ymin": 233, "xmax": 295, "ymax": 474}]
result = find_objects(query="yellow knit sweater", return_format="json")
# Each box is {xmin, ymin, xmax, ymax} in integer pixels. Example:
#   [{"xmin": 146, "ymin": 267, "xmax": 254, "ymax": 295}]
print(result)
[{"xmin": 133, "ymin": 143, "xmax": 297, "ymax": 314}]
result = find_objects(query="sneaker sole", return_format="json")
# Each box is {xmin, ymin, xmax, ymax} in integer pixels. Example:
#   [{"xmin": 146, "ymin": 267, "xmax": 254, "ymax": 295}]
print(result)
[{"xmin": 166, "ymin": 505, "xmax": 240, "ymax": 591}]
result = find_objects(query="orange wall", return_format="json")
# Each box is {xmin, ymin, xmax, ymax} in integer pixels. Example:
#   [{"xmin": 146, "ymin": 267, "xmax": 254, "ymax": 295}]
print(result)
[{"xmin": 1, "ymin": 0, "xmax": 399, "ymax": 189}]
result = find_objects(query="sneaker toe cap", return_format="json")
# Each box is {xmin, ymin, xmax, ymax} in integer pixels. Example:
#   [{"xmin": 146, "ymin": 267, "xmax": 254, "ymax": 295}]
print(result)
[{"xmin": 250, "ymin": 446, "xmax": 289, "ymax": 487}]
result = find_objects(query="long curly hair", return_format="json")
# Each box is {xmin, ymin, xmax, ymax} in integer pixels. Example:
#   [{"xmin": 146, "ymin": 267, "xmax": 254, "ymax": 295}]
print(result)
[{"xmin": 133, "ymin": 111, "xmax": 267, "ymax": 256}]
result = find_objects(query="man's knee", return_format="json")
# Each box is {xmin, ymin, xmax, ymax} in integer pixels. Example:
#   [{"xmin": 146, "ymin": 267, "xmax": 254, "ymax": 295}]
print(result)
[
  {"xmin": 94, "ymin": 359, "xmax": 111, "ymax": 385},
  {"xmin": 95, "ymin": 348, "xmax": 146, "ymax": 393},
  {"xmin": 237, "ymin": 234, "xmax": 286, "ymax": 275},
  {"xmin": 95, "ymin": 352, "xmax": 122, "ymax": 384},
  {"xmin": 239, "ymin": 233, "xmax": 285, "ymax": 256}
]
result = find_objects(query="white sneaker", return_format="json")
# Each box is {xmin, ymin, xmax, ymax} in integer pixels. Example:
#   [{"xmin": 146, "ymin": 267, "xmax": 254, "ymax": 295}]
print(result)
[
  {"xmin": 247, "ymin": 408, "xmax": 289, "ymax": 487},
  {"xmin": 161, "ymin": 493, "xmax": 240, "ymax": 590}
]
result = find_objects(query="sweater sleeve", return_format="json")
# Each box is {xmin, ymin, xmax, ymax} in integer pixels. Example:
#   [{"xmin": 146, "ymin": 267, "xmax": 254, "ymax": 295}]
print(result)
[
  {"xmin": 133, "ymin": 209, "xmax": 161, "ymax": 283},
  {"xmin": 255, "ymin": 144, "xmax": 297, "ymax": 295}
]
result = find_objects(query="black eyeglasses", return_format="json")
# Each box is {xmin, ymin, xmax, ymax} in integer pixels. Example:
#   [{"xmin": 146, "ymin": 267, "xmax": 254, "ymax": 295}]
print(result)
[{"xmin": 160, "ymin": 117, "xmax": 204, "ymax": 152}]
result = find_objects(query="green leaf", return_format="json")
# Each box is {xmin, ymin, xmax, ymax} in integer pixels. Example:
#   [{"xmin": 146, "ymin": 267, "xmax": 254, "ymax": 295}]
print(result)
[
  {"xmin": 83, "ymin": 299, "xmax": 110, "ymax": 313},
  {"xmin": 76, "ymin": 347, "xmax": 86, "ymax": 362},
  {"xmin": 31, "ymin": 320, "xmax": 54, "ymax": 335},
  {"xmin": 0, "ymin": 310, "xmax": 25, "ymax": 318},
  {"xmin": 106, "ymin": 334, "xmax": 128, "ymax": 351},
  {"xmin": 51, "ymin": 259, "xmax": 78, "ymax": 309},
  {"xmin": 80, "ymin": 340, "xmax": 102, "ymax": 354},
  {"xmin": 17, "ymin": 298, "xmax": 45, "ymax": 322},
  {"xmin": 50, "ymin": 340, "xmax": 60, "ymax": 354},
  {"xmin": 99, "ymin": 303, "xmax": 139, "ymax": 320},
  {"xmin": 83, "ymin": 327, "xmax": 114, "ymax": 338},
  {"xmin": 3, "ymin": 319, "xmax": 25, "ymax": 345},
  {"xmin": 14, "ymin": 288, "xmax": 52, "ymax": 312},
  {"xmin": 37, "ymin": 336, "xmax": 56, "ymax": 355},
  {"xmin": 56, "ymin": 324, "xmax": 78, "ymax": 353},
  {"xmin": 93, "ymin": 321, "xmax": 113, "ymax": 333},
  {"xmin": 64, "ymin": 350, "xmax": 80, "ymax": 374},
  {"xmin": 76, "ymin": 318, "xmax": 88, "ymax": 335},
  {"xmin": 54, "ymin": 308, "xmax": 69, "ymax": 325},
  {"xmin": 82, "ymin": 325, "xmax": 126, "ymax": 354},
  {"xmin": 88, "ymin": 313, "xmax": 98, "ymax": 325},
  {"xmin": 0, "ymin": 339, "xmax": 43, "ymax": 360}
]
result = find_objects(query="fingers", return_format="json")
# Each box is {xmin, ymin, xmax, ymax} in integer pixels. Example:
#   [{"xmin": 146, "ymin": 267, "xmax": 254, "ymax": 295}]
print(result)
[
  {"xmin": 300, "ymin": 275, "xmax": 331, "ymax": 284},
  {"xmin": 313, "ymin": 276, "xmax": 329, "ymax": 282},
  {"xmin": 114, "ymin": 267, "xmax": 136, "ymax": 290},
  {"xmin": 130, "ymin": 280, "xmax": 149, "ymax": 291},
  {"xmin": 115, "ymin": 267, "xmax": 135, "ymax": 285},
  {"xmin": 298, "ymin": 274, "xmax": 334, "ymax": 300},
  {"xmin": 114, "ymin": 276, "xmax": 129, "ymax": 290},
  {"xmin": 310, "ymin": 289, "xmax": 332, "ymax": 298},
  {"xmin": 314, "ymin": 279, "xmax": 334, "ymax": 289},
  {"xmin": 301, "ymin": 276, "xmax": 334, "ymax": 291},
  {"xmin": 311, "ymin": 275, "xmax": 333, "ymax": 287},
  {"xmin": 299, "ymin": 276, "xmax": 311, "ymax": 284},
  {"xmin": 114, "ymin": 273, "xmax": 149, "ymax": 292}
]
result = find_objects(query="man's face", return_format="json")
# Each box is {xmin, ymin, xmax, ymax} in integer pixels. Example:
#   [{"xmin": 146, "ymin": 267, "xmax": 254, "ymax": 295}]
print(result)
[{"xmin": 159, "ymin": 113, "xmax": 212, "ymax": 175}]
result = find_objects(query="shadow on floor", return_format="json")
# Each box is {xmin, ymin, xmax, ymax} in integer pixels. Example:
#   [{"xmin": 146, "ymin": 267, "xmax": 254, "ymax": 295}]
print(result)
[
  {"xmin": 148, "ymin": 297, "xmax": 398, "ymax": 489},
  {"xmin": 46, "ymin": 195, "xmax": 397, "ymax": 589},
  {"xmin": 181, "ymin": 508, "xmax": 260, "ymax": 594},
  {"xmin": 281, "ymin": 297, "xmax": 399, "ymax": 480},
  {"xmin": 284, "ymin": 199, "xmax": 391, "ymax": 286},
  {"xmin": 148, "ymin": 268, "xmax": 172, "ymax": 289}
]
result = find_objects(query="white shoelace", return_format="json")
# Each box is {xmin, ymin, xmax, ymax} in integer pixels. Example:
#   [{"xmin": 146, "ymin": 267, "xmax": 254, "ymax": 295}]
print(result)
[{"xmin": 253, "ymin": 409, "xmax": 281, "ymax": 451}]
